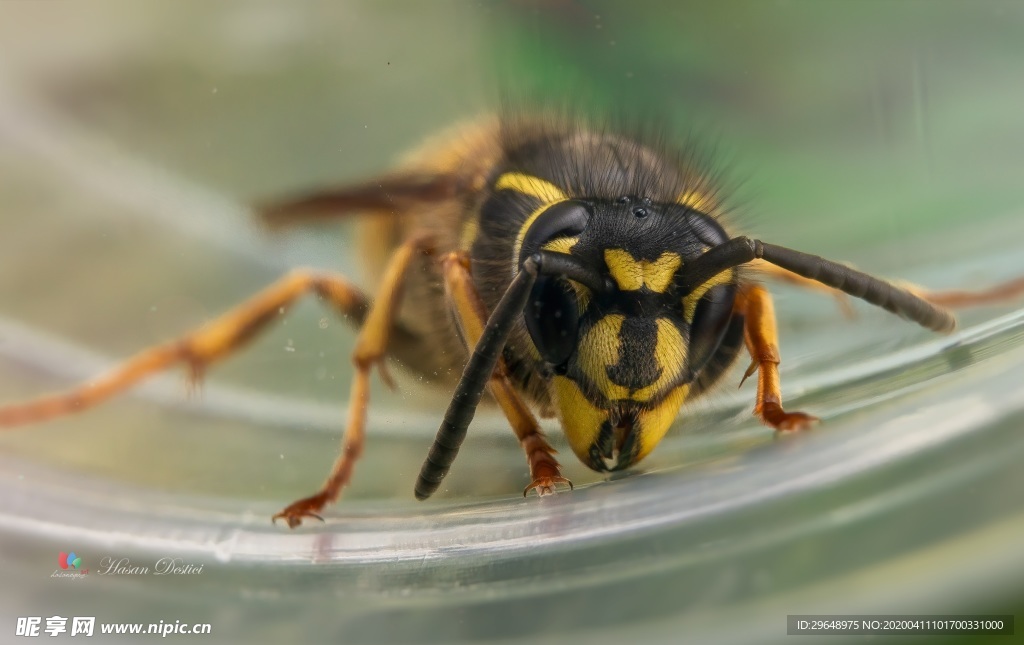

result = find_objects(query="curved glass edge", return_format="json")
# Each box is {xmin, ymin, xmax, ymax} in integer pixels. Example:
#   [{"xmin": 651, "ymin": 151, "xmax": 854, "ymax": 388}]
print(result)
[{"xmin": 3, "ymin": 312, "xmax": 1023, "ymax": 573}]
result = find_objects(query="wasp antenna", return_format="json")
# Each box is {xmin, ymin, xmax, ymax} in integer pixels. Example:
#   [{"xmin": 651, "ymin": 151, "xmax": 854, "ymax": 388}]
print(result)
[
  {"xmin": 534, "ymin": 251, "xmax": 614, "ymax": 294},
  {"xmin": 757, "ymin": 241, "xmax": 956, "ymax": 333},
  {"xmin": 678, "ymin": 237, "xmax": 956, "ymax": 333},
  {"xmin": 675, "ymin": 237, "xmax": 761, "ymax": 295},
  {"xmin": 414, "ymin": 251, "xmax": 608, "ymax": 500},
  {"xmin": 415, "ymin": 255, "xmax": 541, "ymax": 500}
]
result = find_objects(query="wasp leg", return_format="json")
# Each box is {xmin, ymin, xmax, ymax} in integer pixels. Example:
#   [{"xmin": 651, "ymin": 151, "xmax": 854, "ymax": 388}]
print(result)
[
  {"xmin": 734, "ymin": 284, "xmax": 819, "ymax": 432},
  {"xmin": 750, "ymin": 259, "xmax": 855, "ymax": 318},
  {"xmin": 272, "ymin": 235, "xmax": 433, "ymax": 528},
  {"xmin": 0, "ymin": 238, "xmax": 430, "ymax": 527},
  {"xmin": 440, "ymin": 252, "xmax": 571, "ymax": 497},
  {"xmin": 0, "ymin": 269, "xmax": 381, "ymax": 428},
  {"xmin": 898, "ymin": 276, "xmax": 1024, "ymax": 309}
]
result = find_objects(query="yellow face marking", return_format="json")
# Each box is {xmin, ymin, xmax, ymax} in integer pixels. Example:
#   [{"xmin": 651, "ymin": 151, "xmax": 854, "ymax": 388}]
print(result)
[
  {"xmin": 577, "ymin": 314, "xmax": 630, "ymax": 401},
  {"xmin": 551, "ymin": 375, "xmax": 610, "ymax": 465},
  {"xmin": 604, "ymin": 249, "xmax": 682, "ymax": 293},
  {"xmin": 552, "ymin": 375, "xmax": 688, "ymax": 467},
  {"xmin": 540, "ymin": 236, "xmax": 589, "ymax": 310},
  {"xmin": 540, "ymin": 236, "xmax": 578, "ymax": 256},
  {"xmin": 576, "ymin": 314, "xmax": 686, "ymax": 403},
  {"xmin": 635, "ymin": 384, "xmax": 689, "ymax": 462},
  {"xmin": 493, "ymin": 173, "xmax": 569, "ymax": 265},
  {"xmin": 630, "ymin": 319, "xmax": 688, "ymax": 402},
  {"xmin": 604, "ymin": 249, "xmax": 643, "ymax": 291},
  {"xmin": 682, "ymin": 269, "xmax": 734, "ymax": 321}
]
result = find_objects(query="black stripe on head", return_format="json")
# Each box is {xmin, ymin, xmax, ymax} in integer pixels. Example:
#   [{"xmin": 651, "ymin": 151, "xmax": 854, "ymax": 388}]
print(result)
[{"xmin": 606, "ymin": 317, "xmax": 662, "ymax": 390}]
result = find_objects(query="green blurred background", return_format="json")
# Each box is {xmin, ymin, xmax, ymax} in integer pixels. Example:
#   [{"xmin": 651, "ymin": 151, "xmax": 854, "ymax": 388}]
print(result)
[{"xmin": 1, "ymin": 2, "xmax": 1022, "ymax": 643}]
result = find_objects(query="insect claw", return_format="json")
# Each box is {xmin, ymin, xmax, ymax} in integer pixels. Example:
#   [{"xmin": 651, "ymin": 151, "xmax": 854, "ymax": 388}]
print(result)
[
  {"xmin": 738, "ymin": 360, "xmax": 758, "ymax": 388},
  {"xmin": 762, "ymin": 406, "xmax": 819, "ymax": 433},
  {"xmin": 523, "ymin": 476, "xmax": 573, "ymax": 497},
  {"xmin": 272, "ymin": 492, "xmax": 331, "ymax": 528}
]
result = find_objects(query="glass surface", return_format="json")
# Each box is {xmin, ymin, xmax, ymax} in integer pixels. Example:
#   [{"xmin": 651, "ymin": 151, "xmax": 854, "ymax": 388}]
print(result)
[{"xmin": 1, "ymin": 2, "xmax": 1023, "ymax": 644}]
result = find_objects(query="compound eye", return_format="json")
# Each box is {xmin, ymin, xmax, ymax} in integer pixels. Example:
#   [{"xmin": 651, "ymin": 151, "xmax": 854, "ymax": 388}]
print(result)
[
  {"xmin": 524, "ymin": 275, "xmax": 580, "ymax": 371},
  {"xmin": 518, "ymin": 200, "xmax": 592, "ymax": 264},
  {"xmin": 519, "ymin": 200, "xmax": 591, "ymax": 371}
]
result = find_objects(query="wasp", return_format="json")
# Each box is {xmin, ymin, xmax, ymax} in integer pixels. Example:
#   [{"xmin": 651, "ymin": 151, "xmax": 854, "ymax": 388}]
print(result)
[{"xmin": 2, "ymin": 115, "xmax": 1022, "ymax": 528}]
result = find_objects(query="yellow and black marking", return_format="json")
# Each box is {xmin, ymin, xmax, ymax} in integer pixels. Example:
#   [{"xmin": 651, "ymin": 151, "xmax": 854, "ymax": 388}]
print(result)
[
  {"xmin": 604, "ymin": 249, "xmax": 681, "ymax": 293},
  {"xmin": 459, "ymin": 172, "xmax": 567, "ymax": 254},
  {"xmin": 498, "ymin": 172, "xmax": 569, "ymax": 263},
  {"xmin": 682, "ymin": 267, "xmax": 734, "ymax": 321},
  {"xmin": 573, "ymin": 314, "xmax": 688, "ymax": 404},
  {"xmin": 456, "ymin": 157, "xmax": 959, "ymax": 477},
  {"xmin": 469, "ymin": 168, "xmax": 751, "ymax": 472}
]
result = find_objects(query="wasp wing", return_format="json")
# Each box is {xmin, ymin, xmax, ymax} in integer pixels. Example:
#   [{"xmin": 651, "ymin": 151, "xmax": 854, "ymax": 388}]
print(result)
[{"xmin": 256, "ymin": 173, "xmax": 460, "ymax": 228}]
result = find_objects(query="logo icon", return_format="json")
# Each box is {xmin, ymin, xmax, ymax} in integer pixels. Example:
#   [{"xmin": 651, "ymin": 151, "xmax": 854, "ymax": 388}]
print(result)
[{"xmin": 58, "ymin": 552, "xmax": 82, "ymax": 570}]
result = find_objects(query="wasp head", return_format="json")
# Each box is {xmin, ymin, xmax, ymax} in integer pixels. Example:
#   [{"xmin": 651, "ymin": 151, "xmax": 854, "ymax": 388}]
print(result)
[{"xmin": 520, "ymin": 196, "xmax": 738, "ymax": 471}]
